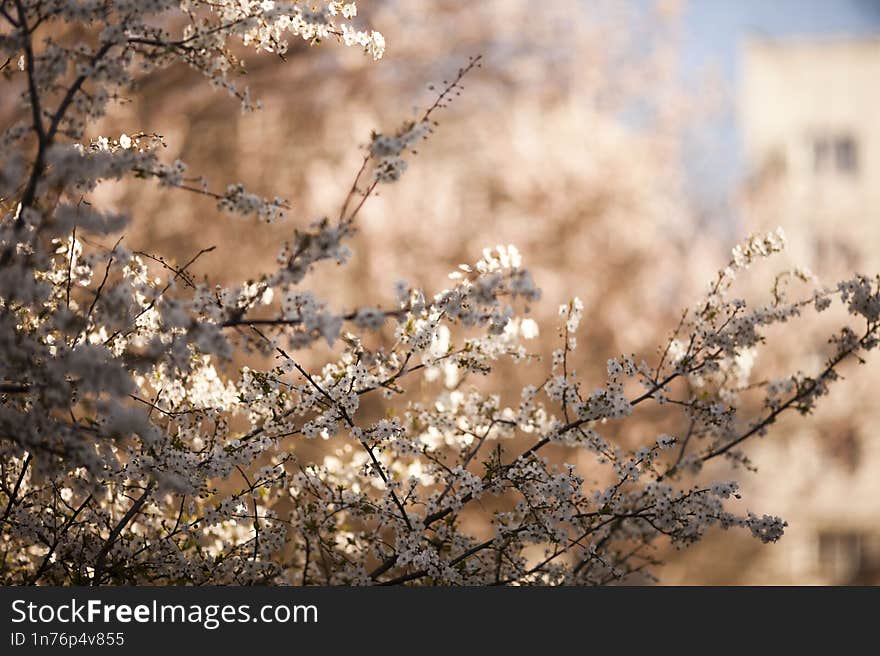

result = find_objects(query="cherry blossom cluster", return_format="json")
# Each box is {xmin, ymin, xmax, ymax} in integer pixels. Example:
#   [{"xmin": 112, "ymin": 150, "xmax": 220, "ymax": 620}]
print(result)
[{"xmin": 1, "ymin": 0, "xmax": 878, "ymax": 586}]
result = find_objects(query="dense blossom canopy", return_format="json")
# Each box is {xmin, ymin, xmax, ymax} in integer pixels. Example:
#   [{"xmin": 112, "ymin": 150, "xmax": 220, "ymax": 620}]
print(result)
[{"xmin": 0, "ymin": 0, "xmax": 878, "ymax": 585}]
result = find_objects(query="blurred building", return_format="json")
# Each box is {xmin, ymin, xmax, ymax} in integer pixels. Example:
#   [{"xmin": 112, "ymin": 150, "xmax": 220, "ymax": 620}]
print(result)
[
  {"xmin": 741, "ymin": 35, "xmax": 880, "ymax": 274},
  {"xmin": 734, "ymin": 35, "xmax": 880, "ymax": 584}
]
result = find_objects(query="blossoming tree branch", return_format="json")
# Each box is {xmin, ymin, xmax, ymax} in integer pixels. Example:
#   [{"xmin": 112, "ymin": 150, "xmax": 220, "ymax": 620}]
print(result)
[{"xmin": 0, "ymin": 0, "xmax": 878, "ymax": 586}]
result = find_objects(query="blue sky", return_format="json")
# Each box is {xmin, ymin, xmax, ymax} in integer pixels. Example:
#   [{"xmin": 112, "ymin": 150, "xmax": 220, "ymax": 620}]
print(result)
[{"xmin": 673, "ymin": 0, "xmax": 880, "ymax": 205}]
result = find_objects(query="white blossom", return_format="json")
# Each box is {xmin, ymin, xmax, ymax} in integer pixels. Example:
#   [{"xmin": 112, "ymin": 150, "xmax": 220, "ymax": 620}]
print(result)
[{"xmin": 0, "ymin": 0, "xmax": 876, "ymax": 587}]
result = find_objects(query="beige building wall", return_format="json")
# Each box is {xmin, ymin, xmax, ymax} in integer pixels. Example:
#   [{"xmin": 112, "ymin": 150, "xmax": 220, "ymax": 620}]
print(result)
[
  {"xmin": 728, "ymin": 36, "xmax": 880, "ymax": 584},
  {"xmin": 741, "ymin": 36, "xmax": 880, "ymax": 277}
]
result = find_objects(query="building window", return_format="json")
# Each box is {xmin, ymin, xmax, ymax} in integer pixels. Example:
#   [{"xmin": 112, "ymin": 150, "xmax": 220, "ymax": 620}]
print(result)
[
  {"xmin": 813, "ymin": 134, "xmax": 859, "ymax": 175},
  {"xmin": 835, "ymin": 136, "xmax": 858, "ymax": 173},
  {"xmin": 817, "ymin": 530, "xmax": 880, "ymax": 584}
]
